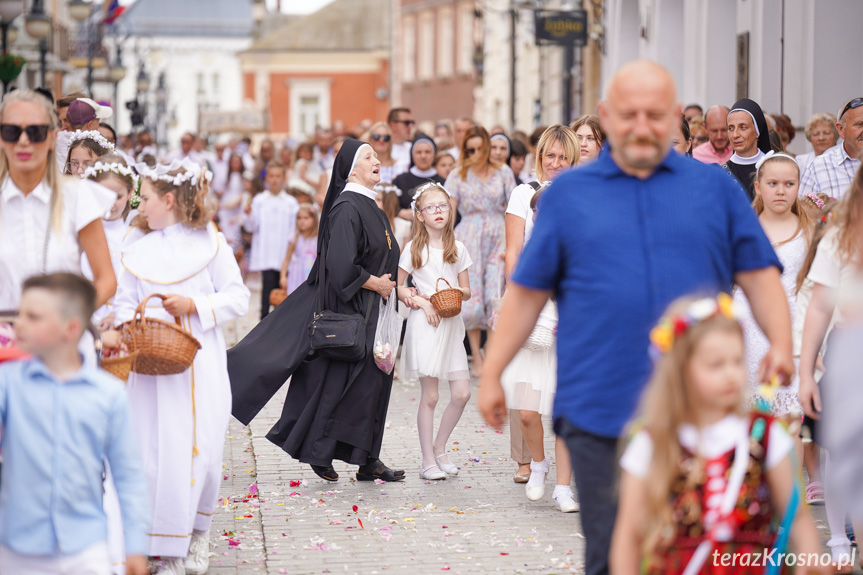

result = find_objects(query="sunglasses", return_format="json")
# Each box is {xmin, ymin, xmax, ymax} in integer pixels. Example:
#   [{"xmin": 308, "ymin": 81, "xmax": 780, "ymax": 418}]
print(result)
[
  {"xmin": 0, "ymin": 124, "xmax": 51, "ymax": 144},
  {"xmin": 839, "ymin": 98, "xmax": 863, "ymax": 120},
  {"xmin": 371, "ymin": 134, "xmax": 391, "ymax": 142},
  {"xmin": 465, "ymin": 147, "xmax": 479, "ymax": 156},
  {"xmin": 395, "ymin": 119, "xmax": 415, "ymax": 126}
]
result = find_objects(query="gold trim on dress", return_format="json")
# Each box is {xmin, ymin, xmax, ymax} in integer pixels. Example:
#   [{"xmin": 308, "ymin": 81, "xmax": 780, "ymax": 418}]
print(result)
[{"xmin": 207, "ymin": 295, "xmax": 217, "ymax": 326}]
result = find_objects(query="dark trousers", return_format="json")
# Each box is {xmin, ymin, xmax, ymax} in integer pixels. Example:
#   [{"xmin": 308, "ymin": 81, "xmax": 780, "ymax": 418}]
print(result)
[
  {"xmin": 260, "ymin": 269, "xmax": 280, "ymax": 320},
  {"xmin": 555, "ymin": 417, "xmax": 620, "ymax": 575}
]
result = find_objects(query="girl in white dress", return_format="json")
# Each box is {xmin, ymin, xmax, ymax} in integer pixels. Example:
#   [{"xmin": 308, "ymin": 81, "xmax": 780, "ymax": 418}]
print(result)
[
  {"xmin": 113, "ymin": 159, "xmax": 250, "ymax": 575},
  {"xmin": 733, "ymin": 152, "xmax": 812, "ymax": 419},
  {"xmin": 397, "ymin": 183, "xmax": 472, "ymax": 480},
  {"xmin": 501, "ymin": 125, "xmax": 580, "ymax": 513},
  {"xmin": 81, "ymin": 153, "xmax": 138, "ymax": 331}
]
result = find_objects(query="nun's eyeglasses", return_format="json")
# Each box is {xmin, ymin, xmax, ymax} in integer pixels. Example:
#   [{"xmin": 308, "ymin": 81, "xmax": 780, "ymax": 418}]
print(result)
[
  {"xmin": 371, "ymin": 134, "xmax": 391, "ymax": 142},
  {"xmin": 419, "ymin": 202, "xmax": 451, "ymax": 215}
]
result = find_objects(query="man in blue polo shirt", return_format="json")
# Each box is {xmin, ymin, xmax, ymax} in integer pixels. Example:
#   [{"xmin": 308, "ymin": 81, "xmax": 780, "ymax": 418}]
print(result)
[{"xmin": 478, "ymin": 60, "xmax": 792, "ymax": 575}]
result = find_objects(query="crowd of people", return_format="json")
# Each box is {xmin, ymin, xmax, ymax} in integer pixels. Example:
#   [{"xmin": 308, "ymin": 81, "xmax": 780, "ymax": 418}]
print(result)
[{"xmin": 0, "ymin": 62, "xmax": 860, "ymax": 575}]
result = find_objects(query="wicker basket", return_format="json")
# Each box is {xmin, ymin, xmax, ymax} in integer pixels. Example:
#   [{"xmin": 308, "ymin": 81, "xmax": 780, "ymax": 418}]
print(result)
[
  {"xmin": 523, "ymin": 325, "xmax": 555, "ymax": 351},
  {"xmin": 101, "ymin": 351, "xmax": 139, "ymax": 382},
  {"xmin": 429, "ymin": 278, "xmax": 462, "ymax": 319},
  {"xmin": 269, "ymin": 288, "xmax": 288, "ymax": 308},
  {"xmin": 119, "ymin": 294, "xmax": 202, "ymax": 375}
]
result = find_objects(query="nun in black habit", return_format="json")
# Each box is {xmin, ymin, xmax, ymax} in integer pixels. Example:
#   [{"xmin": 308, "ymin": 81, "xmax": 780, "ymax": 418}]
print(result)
[
  {"xmin": 393, "ymin": 135, "xmax": 445, "ymax": 212},
  {"xmin": 228, "ymin": 139, "xmax": 406, "ymax": 482},
  {"xmin": 723, "ymin": 98, "xmax": 772, "ymax": 201}
]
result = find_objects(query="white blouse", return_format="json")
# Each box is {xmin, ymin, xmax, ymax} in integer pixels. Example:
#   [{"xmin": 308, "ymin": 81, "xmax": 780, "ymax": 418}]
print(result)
[{"xmin": 0, "ymin": 175, "xmax": 115, "ymax": 310}]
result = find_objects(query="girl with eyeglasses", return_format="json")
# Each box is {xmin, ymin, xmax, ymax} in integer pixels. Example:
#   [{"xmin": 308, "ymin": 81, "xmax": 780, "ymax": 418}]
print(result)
[
  {"xmin": 0, "ymin": 89, "xmax": 116, "ymax": 321},
  {"xmin": 64, "ymin": 130, "xmax": 115, "ymax": 176},
  {"xmin": 363, "ymin": 122, "xmax": 407, "ymax": 184},
  {"xmin": 397, "ymin": 183, "xmax": 473, "ymax": 480},
  {"xmin": 444, "ymin": 125, "xmax": 516, "ymax": 378}
]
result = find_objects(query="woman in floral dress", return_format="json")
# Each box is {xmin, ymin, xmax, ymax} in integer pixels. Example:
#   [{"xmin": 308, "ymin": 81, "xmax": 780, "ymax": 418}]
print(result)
[{"xmin": 445, "ymin": 126, "xmax": 516, "ymax": 376}]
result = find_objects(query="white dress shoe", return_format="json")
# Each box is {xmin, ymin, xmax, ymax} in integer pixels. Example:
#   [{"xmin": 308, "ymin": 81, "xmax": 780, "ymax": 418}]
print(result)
[
  {"xmin": 419, "ymin": 465, "xmax": 447, "ymax": 480},
  {"xmin": 553, "ymin": 485, "xmax": 580, "ymax": 513},
  {"xmin": 184, "ymin": 531, "xmax": 210, "ymax": 575},
  {"xmin": 156, "ymin": 557, "xmax": 185, "ymax": 575},
  {"xmin": 525, "ymin": 459, "xmax": 549, "ymax": 501},
  {"xmin": 435, "ymin": 453, "xmax": 459, "ymax": 475}
]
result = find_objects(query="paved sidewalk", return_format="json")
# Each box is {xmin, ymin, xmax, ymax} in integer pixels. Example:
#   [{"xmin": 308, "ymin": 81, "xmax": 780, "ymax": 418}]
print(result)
[
  {"xmin": 207, "ymin": 275, "xmax": 586, "ymax": 574},
  {"xmin": 205, "ymin": 275, "xmax": 842, "ymax": 574}
]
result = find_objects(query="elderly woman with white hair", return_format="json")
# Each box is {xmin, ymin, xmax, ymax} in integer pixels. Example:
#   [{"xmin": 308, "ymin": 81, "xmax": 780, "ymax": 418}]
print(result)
[{"xmin": 796, "ymin": 113, "xmax": 840, "ymax": 174}]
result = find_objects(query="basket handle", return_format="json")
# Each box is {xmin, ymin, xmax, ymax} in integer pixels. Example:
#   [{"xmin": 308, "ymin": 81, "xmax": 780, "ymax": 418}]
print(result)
[
  {"xmin": 134, "ymin": 293, "xmax": 182, "ymax": 326},
  {"xmin": 435, "ymin": 277, "xmax": 454, "ymax": 292}
]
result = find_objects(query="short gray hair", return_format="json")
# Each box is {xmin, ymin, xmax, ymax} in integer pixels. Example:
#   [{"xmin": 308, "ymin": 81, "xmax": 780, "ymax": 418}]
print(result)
[{"xmin": 805, "ymin": 112, "xmax": 839, "ymax": 140}]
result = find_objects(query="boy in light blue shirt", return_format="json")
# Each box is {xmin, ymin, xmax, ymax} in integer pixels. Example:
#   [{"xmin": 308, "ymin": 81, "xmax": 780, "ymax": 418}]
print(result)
[{"xmin": 0, "ymin": 273, "xmax": 149, "ymax": 574}]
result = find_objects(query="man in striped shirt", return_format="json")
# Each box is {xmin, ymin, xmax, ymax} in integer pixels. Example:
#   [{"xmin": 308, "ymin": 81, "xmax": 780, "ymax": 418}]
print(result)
[{"xmin": 799, "ymin": 97, "xmax": 863, "ymax": 199}]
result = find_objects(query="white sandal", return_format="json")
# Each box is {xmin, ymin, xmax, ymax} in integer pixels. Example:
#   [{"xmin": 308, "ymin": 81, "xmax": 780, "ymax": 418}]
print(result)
[
  {"xmin": 525, "ymin": 459, "xmax": 549, "ymax": 501},
  {"xmin": 419, "ymin": 465, "xmax": 447, "ymax": 480}
]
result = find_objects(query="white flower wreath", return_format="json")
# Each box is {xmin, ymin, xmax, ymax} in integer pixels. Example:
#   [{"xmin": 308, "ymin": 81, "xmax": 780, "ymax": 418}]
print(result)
[
  {"xmin": 82, "ymin": 161, "xmax": 140, "ymax": 189},
  {"xmin": 134, "ymin": 157, "xmax": 213, "ymax": 188},
  {"xmin": 67, "ymin": 129, "xmax": 115, "ymax": 151}
]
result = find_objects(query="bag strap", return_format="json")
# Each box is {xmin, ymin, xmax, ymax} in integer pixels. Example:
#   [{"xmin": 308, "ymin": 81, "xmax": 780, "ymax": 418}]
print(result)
[
  {"xmin": 315, "ymin": 199, "xmax": 390, "ymax": 325},
  {"xmin": 528, "ymin": 180, "xmax": 542, "ymax": 192}
]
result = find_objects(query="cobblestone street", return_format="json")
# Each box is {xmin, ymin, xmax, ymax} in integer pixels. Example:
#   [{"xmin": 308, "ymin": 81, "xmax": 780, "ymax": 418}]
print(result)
[
  {"xmin": 205, "ymin": 275, "xmax": 586, "ymax": 574},
  {"xmin": 203, "ymin": 276, "xmax": 839, "ymax": 575}
]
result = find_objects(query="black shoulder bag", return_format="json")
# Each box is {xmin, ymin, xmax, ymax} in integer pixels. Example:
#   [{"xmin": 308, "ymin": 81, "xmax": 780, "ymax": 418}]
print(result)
[{"xmin": 308, "ymin": 208, "xmax": 389, "ymax": 362}]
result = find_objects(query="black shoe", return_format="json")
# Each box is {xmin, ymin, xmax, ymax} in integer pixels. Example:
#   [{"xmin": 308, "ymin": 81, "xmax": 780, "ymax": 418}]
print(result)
[
  {"xmin": 310, "ymin": 464, "xmax": 339, "ymax": 482},
  {"xmin": 356, "ymin": 458, "xmax": 405, "ymax": 482}
]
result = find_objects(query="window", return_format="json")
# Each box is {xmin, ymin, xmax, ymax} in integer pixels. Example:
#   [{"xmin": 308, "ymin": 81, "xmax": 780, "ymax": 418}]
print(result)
[
  {"xmin": 402, "ymin": 15, "xmax": 416, "ymax": 83},
  {"xmin": 288, "ymin": 78, "xmax": 331, "ymax": 140},
  {"xmin": 457, "ymin": 4, "xmax": 474, "ymax": 74},
  {"xmin": 438, "ymin": 7, "xmax": 454, "ymax": 77},
  {"xmin": 419, "ymin": 11, "xmax": 434, "ymax": 80}
]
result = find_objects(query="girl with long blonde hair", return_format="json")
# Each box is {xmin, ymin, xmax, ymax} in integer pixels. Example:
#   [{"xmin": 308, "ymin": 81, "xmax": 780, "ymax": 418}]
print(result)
[
  {"xmin": 733, "ymin": 152, "xmax": 813, "ymax": 418},
  {"xmin": 396, "ymin": 183, "xmax": 473, "ymax": 480},
  {"xmin": 611, "ymin": 294, "xmax": 824, "ymax": 573}
]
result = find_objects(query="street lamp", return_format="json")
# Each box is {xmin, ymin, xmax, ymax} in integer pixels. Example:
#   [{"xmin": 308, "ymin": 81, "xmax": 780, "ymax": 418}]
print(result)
[
  {"xmin": 136, "ymin": 67, "xmax": 150, "ymax": 93},
  {"xmin": 24, "ymin": 1, "xmax": 51, "ymax": 41},
  {"xmin": 67, "ymin": 0, "xmax": 91, "ymax": 23},
  {"xmin": 0, "ymin": 0, "xmax": 22, "ymax": 54}
]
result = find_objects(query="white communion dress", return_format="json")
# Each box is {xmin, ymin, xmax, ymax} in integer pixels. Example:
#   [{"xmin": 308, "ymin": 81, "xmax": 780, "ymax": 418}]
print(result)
[
  {"xmin": 501, "ymin": 182, "xmax": 558, "ymax": 416},
  {"xmin": 399, "ymin": 240, "xmax": 472, "ymax": 381},
  {"xmin": 114, "ymin": 222, "xmax": 250, "ymax": 557}
]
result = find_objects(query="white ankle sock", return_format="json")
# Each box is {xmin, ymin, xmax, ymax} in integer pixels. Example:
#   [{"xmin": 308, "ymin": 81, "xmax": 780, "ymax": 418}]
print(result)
[
  {"xmin": 527, "ymin": 459, "xmax": 548, "ymax": 487},
  {"xmin": 552, "ymin": 485, "xmax": 574, "ymax": 500}
]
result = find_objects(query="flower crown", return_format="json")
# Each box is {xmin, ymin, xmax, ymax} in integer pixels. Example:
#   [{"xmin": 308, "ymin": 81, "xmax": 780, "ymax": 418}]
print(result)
[
  {"xmin": 134, "ymin": 157, "xmax": 213, "ymax": 188},
  {"xmin": 804, "ymin": 192, "xmax": 825, "ymax": 210},
  {"xmin": 410, "ymin": 182, "xmax": 450, "ymax": 213},
  {"xmin": 649, "ymin": 293, "xmax": 737, "ymax": 356},
  {"xmin": 68, "ymin": 129, "xmax": 115, "ymax": 151},
  {"xmin": 82, "ymin": 161, "xmax": 140, "ymax": 190}
]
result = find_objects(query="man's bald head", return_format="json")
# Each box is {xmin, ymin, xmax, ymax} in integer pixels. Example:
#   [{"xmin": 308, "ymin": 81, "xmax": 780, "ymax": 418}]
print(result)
[
  {"xmin": 703, "ymin": 105, "xmax": 731, "ymax": 152},
  {"xmin": 599, "ymin": 60, "xmax": 680, "ymax": 178},
  {"xmin": 605, "ymin": 59, "xmax": 677, "ymax": 103}
]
